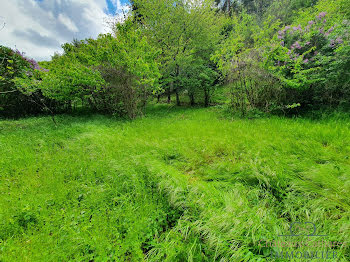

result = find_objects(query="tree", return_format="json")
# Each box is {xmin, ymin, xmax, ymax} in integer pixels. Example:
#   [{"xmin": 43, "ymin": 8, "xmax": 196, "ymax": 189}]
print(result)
[
  {"xmin": 0, "ymin": 46, "xmax": 51, "ymax": 116},
  {"xmin": 215, "ymin": 0, "xmax": 239, "ymax": 14},
  {"xmin": 47, "ymin": 18, "xmax": 160, "ymax": 118},
  {"xmin": 264, "ymin": 12, "xmax": 350, "ymax": 109},
  {"xmin": 132, "ymin": 0, "xmax": 223, "ymax": 105}
]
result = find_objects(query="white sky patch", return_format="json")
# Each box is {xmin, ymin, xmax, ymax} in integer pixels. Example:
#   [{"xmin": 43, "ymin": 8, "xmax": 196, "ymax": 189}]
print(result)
[
  {"xmin": 58, "ymin": 14, "xmax": 79, "ymax": 32},
  {"xmin": 0, "ymin": 0, "xmax": 129, "ymax": 61},
  {"xmin": 82, "ymin": 1, "xmax": 111, "ymax": 34}
]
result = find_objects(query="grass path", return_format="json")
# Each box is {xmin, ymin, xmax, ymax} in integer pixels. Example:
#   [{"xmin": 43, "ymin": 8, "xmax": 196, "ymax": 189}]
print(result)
[{"xmin": 1, "ymin": 105, "xmax": 349, "ymax": 261}]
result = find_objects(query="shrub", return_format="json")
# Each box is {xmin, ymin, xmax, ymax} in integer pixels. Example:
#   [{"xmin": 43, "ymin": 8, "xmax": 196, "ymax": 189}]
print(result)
[
  {"xmin": 213, "ymin": 12, "xmax": 286, "ymax": 114},
  {"xmin": 36, "ymin": 55, "xmax": 105, "ymax": 111},
  {"xmin": 0, "ymin": 46, "xmax": 52, "ymax": 117},
  {"xmin": 265, "ymin": 13, "xmax": 350, "ymax": 109},
  {"xmin": 57, "ymin": 20, "xmax": 160, "ymax": 118},
  {"xmin": 2, "ymin": 18, "xmax": 160, "ymax": 119}
]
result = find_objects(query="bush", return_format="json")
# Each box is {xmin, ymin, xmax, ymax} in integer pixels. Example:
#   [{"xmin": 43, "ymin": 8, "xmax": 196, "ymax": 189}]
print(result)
[
  {"xmin": 0, "ymin": 46, "xmax": 53, "ymax": 117},
  {"xmin": 226, "ymin": 50, "xmax": 285, "ymax": 115},
  {"xmin": 265, "ymin": 13, "xmax": 350, "ymax": 109},
  {"xmin": 92, "ymin": 65, "xmax": 140, "ymax": 118},
  {"xmin": 53, "ymin": 20, "xmax": 160, "ymax": 118},
  {"xmin": 36, "ymin": 55, "xmax": 105, "ymax": 112},
  {"xmin": 2, "ymin": 18, "xmax": 160, "ymax": 119}
]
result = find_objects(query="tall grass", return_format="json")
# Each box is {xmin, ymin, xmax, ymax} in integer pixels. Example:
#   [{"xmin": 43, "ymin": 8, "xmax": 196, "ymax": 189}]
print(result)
[{"xmin": 0, "ymin": 105, "xmax": 349, "ymax": 261}]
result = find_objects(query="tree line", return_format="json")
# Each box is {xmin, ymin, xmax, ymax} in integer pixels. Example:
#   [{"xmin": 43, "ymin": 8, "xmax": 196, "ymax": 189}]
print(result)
[{"xmin": 1, "ymin": 0, "xmax": 349, "ymax": 118}]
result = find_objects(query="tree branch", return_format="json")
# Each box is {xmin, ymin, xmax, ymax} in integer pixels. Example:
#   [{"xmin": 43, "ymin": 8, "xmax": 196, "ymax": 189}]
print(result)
[{"xmin": 0, "ymin": 90, "xmax": 18, "ymax": 94}]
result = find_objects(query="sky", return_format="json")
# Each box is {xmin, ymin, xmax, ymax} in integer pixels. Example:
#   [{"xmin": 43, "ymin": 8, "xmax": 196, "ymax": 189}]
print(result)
[{"xmin": 0, "ymin": 0, "xmax": 130, "ymax": 61}]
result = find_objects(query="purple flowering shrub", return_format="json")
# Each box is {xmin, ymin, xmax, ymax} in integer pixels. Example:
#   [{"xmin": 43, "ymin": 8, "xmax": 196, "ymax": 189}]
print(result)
[
  {"xmin": 0, "ymin": 46, "xmax": 51, "ymax": 116},
  {"xmin": 11, "ymin": 49, "xmax": 51, "ymax": 98},
  {"xmin": 14, "ymin": 50, "xmax": 49, "ymax": 73},
  {"xmin": 265, "ymin": 13, "xmax": 350, "ymax": 107}
]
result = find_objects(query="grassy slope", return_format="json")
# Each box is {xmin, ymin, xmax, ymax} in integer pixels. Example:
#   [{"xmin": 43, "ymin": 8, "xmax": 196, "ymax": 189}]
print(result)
[{"xmin": 0, "ymin": 105, "xmax": 349, "ymax": 261}]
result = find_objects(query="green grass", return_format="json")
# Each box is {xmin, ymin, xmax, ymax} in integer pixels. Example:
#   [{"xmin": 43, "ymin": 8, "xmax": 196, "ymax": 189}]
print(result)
[{"xmin": 0, "ymin": 105, "xmax": 349, "ymax": 261}]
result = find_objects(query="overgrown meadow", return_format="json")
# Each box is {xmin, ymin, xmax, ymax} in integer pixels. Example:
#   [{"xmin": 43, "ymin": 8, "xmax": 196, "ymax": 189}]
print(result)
[
  {"xmin": 1, "ymin": 105, "xmax": 349, "ymax": 261},
  {"xmin": 1, "ymin": 0, "xmax": 350, "ymax": 261}
]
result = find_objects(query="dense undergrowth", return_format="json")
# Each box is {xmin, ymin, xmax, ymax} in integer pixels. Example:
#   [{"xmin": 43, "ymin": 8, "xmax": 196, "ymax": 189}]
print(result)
[{"xmin": 1, "ymin": 105, "xmax": 349, "ymax": 261}]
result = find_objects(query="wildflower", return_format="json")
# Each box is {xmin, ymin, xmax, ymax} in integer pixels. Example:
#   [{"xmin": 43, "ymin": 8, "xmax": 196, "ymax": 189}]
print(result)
[
  {"xmin": 280, "ymin": 41, "xmax": 285, "ymax": 46},
  {"xmin": 308, "ymin": 20, "xmax": 315, "ymax": 25},
  {"xmin": 336, "ymin": 37, "xmax": 343, "ymax": 44},
  {"xmin": 305, "ymin": 41, "xmax": 311, "ymax": 45},
  {"xmin": 294, "ymin": 41, "xmax": 302, "ymax": 49},
  {"xmin": 303, "ymin": 59, "xmax": 309, "ymax": 63},
  {"xmin": 327, "ymin": 26, "xmax": 334, "ymax": 34},
  {"xmin": 317, "ymin": 12, "xmax": 327, "ymax": 20},
  {"xmin": 329, "ymin": 39, "xmax": 336, "ymax": 48}
]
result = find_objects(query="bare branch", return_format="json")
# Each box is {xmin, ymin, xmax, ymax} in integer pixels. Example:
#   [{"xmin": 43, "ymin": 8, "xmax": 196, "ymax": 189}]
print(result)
[{"xmin": 0, "ymin": 90, "xmax": 18, "ymax": 94}]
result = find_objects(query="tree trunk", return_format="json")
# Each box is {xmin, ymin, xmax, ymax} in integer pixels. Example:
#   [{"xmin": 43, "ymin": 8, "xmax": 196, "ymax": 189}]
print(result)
[
  {"xmin": 176, "ymin": 88, "xmax": 180, "ymax": 106},
  {"xmin": 204, "ymin": 89, "xmax": 209, "ymax": 107},
  {"xmin": 189, "ymin": 93, "xmax": 195, "ymax": 106},
  {"xmin": 67, "ymin": 100, "xmax": 72, "ymax": 112},
  {"xmin": 175, "ymin": 64, "xmax": 181, "ymax": 106},
  {"xmin": 167, "ymin": 86, "xmax": 171, "ymax": 103}
]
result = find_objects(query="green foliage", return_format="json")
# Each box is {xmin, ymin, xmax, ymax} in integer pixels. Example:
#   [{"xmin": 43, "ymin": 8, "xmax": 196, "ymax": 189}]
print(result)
[
  {"xmin": 178, "ymin": 60, "xmax": 219, "ymax": 106},
  {"xmin": 2, "ymin": 0, "xmax": 349, "ymax": 117},
  {"xmin": 2, "ymin": 1, "xmax": 350, "ymax": 261},
  {"xmin": 212, "ymin": 12, "xmax": 258, "ymax": 74},
  {"xmin": 214, "ymin": 0, "xmax": 350, "ymax": 114},
  {"xmin": 265, "ymin": 12, "xmax": 350, "ymax": 108},
  {"xmin": 1, "ymin": 1, "xmax": 350, "ymax": 261},
  {"xmin": 212, "ymin": 12, "xmax": 284, "ymax": 114},
  {"xmin": 297, "ymin": 0, "xmax": 350, "ymax": 25},
  {"xmin": 0, "ymin": 46, "xmax": 28, "ymax": 87},
  {"xmin": 265, "ymin": 0, "xmax": 318, "ymax": 24},
  {"xmin": 38, "ymin": 56, "xmax": 105, "ymax": 102},
  {"xmin": 89, "ymin": 19, "xmax": 160, "ymax": 118},
  {"xmin": 59, "ymin": 19, "xmax": 161, "ymax": 118},
  {"xmin": 0, "ymin": 46, "xmax": 51, "ymax": 116},
  {"xmin": 133, "ymin": 0, "xmax": 223, "ymax": 105},
  {"xmin": 5, "ymin": 18, "xmax": 161, "ymax": 118}
]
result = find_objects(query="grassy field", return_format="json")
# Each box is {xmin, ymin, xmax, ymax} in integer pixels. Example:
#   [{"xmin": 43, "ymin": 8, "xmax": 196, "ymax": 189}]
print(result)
[{"xmin": 0, "ymin": 105, "xmax": 349, "ymax": 261}]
